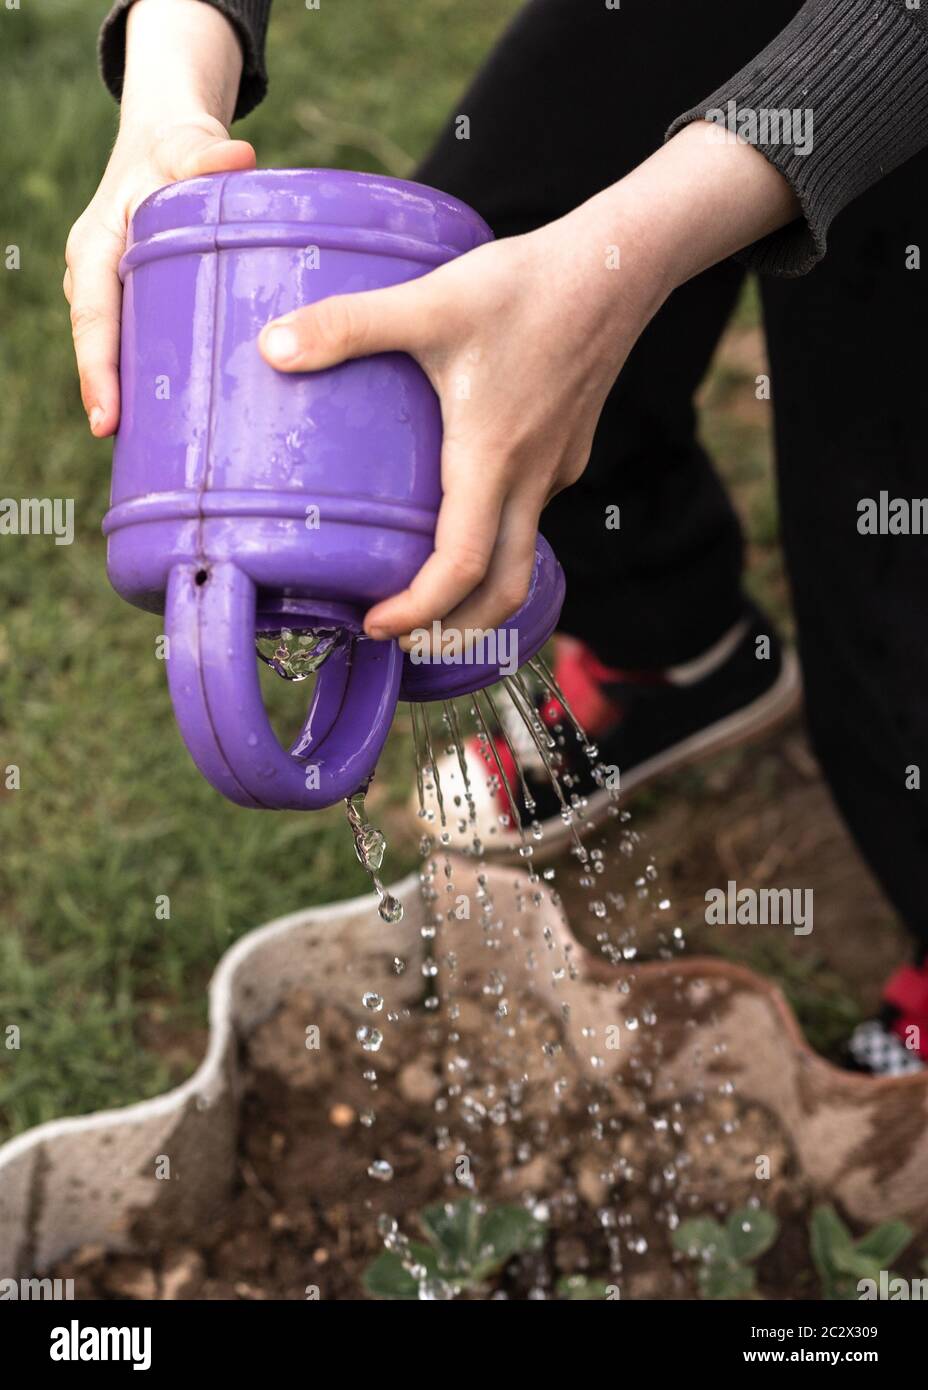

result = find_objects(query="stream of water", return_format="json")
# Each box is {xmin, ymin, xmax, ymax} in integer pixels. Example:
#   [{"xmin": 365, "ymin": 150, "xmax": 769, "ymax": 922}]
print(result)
[{"xmin": 259, "ymin": 628, "xmax": 727, "ymax": 1299}]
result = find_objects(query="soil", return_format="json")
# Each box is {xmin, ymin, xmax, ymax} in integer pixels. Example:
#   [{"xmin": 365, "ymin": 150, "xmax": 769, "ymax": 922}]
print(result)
[
  {"xmin": 48, "ymin": 722, "xmax": 923, "ymax": 1302},
  {"xmin": 50, "ymin": 982, "xmax": 854, "ymax": 1302}
]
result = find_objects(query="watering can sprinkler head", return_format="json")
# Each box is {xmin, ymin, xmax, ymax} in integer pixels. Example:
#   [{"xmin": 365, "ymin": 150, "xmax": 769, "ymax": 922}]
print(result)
[{"xmin": 103, "ymin": 168, "xmax": 565, "ymax": 810}]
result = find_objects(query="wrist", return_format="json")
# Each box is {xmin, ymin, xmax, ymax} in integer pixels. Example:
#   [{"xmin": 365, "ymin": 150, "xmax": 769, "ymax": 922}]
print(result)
[
  {"xmin": 555, "ymin": 122, "xmax": 800, "ymax": 318},
  {"xmin": 615, "ymin": 123, "xmax": 800, "ymax": 291},
  {"xmin": 121, "ymin": 0, "xmax": 244, "ymax": 131},
  {"xmin": 545, "ymin": 190, "xmax": 674, "ymax": 345}
]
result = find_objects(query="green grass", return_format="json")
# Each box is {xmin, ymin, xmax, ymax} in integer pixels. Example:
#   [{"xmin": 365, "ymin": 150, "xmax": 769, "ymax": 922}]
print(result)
[
  {"xmin": 0, "ymin": 0, "xmax": 786, "ymax": 1140},
  {"xmin": 715, "ymin": 938, "xmax": 863, "ymax": 1062},
  {"xmin": 0, "ymin": 0, "xmax": 521, "ymax": 1138}
]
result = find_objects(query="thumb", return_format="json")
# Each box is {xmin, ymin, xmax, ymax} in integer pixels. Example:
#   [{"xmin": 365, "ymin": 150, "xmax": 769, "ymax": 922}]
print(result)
[
  {"xmin": 152, "ymin": 118, "xmax": 257, "ymax": 188},
  {"xmin": 258, "ymin": 281, "xmax": 428, "ymax": 373},
  {"xmin": 173, "ymin": 135, "xmax": 257, "ymax": 181}
]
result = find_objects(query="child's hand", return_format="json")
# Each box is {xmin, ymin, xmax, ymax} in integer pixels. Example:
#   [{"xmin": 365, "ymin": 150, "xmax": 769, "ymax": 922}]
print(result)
[
  {"xmin": 65, "ymin": 117, "xmax": 255, "ymax": 437},
  {"xmin": 259, "ymin": 220, "xmax": 661, "ymax": 645},
  {"xmin": 259, "ymin": 122, "xmax": 797, "ymax": 643},
  {"xmin": 64, "ymin": 0, "xmax": 251, "ymax": 437}
]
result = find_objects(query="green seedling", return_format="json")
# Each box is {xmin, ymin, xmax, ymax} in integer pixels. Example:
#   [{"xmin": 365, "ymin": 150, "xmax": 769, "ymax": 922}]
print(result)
[
  {"xmin": 364, "ymin": 1197, "xmax": 547, "ymax": 1299},
  {"xmin": 810, "ymin": 1204, "xmax": 912, "ymax": 1301},
  {"xmin": 673, "ymin": 1206, "xmax": 778, "ymax": 1299}
]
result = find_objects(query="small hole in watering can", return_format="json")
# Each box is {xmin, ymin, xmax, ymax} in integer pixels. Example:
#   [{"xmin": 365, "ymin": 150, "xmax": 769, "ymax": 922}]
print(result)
[{"xmin": 194, "ymin": 569, "xmax": 209, "ymax": 586}]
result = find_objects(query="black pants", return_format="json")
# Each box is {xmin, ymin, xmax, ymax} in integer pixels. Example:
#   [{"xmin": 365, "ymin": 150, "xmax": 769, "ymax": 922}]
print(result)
[{"xmin": 415, "ymin": 0, "xmax": 928, "ymax": 950}]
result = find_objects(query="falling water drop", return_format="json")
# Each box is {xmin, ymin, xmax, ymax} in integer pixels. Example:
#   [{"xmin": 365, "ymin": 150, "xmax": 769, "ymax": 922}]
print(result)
[
  {"xmin": 357, "ymin": 1025, "xmax": 383, "ymax": 1053},
  {"xmin": 345, "ymin": 791, "xmax": 405, "ymax": 923}
]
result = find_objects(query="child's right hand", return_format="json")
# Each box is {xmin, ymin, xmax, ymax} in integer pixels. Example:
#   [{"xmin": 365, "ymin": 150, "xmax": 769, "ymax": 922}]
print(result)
[{"xmin": 64, "ymin": 0, "xmax": 252, "ymax": 438}]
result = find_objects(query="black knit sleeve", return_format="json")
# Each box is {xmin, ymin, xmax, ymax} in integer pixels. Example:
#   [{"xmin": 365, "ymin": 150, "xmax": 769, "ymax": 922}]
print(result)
[
  {"xmin": 666, "ymin": 0, "xmax": 928, "ymax": 276},
  {"xmin": 99, "ymin": 0, "xmax": 273, "ymax": 122}
]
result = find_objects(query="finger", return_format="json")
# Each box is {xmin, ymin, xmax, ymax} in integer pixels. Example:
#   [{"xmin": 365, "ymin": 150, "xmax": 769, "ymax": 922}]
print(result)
[
  {"xmin": 67, "ymin": 235, "xmax": 124, "ymax": 436},
  {"xmin": 428, "ymin": 488, "xmax": 541, "ymax": 642},
  {"xmin": 364, "ymin": 445, "xmax": 507, "ymax": 639},
  {"xmin": 258, "ymin": 279, "xmax": 429, "ymax": 372},
  {"xmin": 172, "ymin": 136, "xmax": 257, "ymax": 182}
]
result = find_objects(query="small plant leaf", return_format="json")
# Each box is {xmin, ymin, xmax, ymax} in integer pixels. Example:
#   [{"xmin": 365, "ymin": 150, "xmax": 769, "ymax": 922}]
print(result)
[
  {"xmin": 726, "ymin": 1207, "xmax": 778, "ymax": 1262},
  {"xmin": 809, "ymin": 1205, "xmax": 912, "ymax": 1303},
  {"xmin": 366, "ymin": 1199, "xmax": 548, "ymax": 1297},
  {"xmin": 810, "ymin": 1203, "xmax": 854, "ymax": 1256},
  {"xmin": 472, "ymin": 1204, "xmax": 547, "ymax": 1278},
  {"xmin": 829, "ymin": 1250, "xmax": 885, "ymax": 1284},
  {"xmin": 810, "ymin": 1204, "xmax": 855, "ymax": 1299},
  {"xmin": 701, "ymin": 1262, "xmax": 756, "ymax": 1301},
  {"xmin": 419, "ymin": 1198, "xmax": 481, "ymax": 1272},
  {"xmin": 557, "ymin": 1275, "xmax": 612, "ymax": 1300},
  {"xmin": 672, "ymin": 1217, "xmax": 728, "ymax": 1261},
  {"xmin": 856, "ymin": 1220, "xmax": 912, "ymax": 1268},
  {"xmin": 363, "ymin": 1242, "xmax": 441, "ymax": 1300}
]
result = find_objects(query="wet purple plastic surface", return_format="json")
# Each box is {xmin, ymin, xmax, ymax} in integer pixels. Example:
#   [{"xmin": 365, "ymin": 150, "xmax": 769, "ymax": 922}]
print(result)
[{"xmin": 105, "ymin": 169, "xmax": 564, "ymax": 809}]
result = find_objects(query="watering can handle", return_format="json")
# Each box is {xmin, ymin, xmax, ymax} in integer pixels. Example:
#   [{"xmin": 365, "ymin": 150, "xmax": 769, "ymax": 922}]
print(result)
[{"xmin": 164, "ymin": 562, "xmax": 402, "ymax": 810}]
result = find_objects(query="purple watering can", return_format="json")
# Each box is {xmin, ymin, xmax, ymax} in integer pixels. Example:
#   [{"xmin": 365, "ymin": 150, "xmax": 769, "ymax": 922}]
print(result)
[{"xmin": 104, "ymin": 169, "xmax": 564, "ymax": 810}]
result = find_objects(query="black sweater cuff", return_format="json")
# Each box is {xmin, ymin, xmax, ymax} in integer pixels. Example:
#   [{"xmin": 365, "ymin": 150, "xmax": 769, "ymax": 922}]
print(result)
[
  {"xmin": 667, "ymin": 0, "xmax": 928, "ymax": 276},
  {"xmin": 99, "ymin": 0, "xmax": 271, "ymax": 123}
]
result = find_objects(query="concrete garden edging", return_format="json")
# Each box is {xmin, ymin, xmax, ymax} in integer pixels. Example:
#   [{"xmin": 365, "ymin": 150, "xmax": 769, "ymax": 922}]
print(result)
[
  {"xmin": 2, "ymin": 863, "xmax": 926, "ymax": 1279},
  {"xmin": 0, "ymin": 875, "xmax": 427, "ymax": 1277}
]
